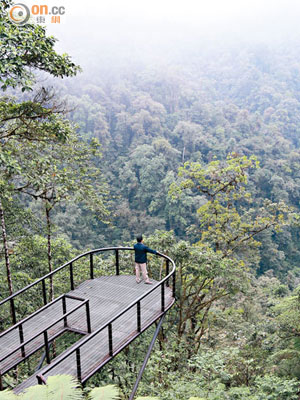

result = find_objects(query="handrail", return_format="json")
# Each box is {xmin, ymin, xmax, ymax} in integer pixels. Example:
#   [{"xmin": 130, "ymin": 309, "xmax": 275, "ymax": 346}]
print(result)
[
  {"xmin": 0, "ymin": 247, "xmax": 131, "ymax": 307},
  {"xmin": 36, "ymin": 251, "xmax": 175, "ymax": 381},
  {"xmin": 0, "ymin": 297, "xmax": 89, "ymax": 365},
  {"xmin": 0, "ymin": 247, "xmax": 174, "ymax": 328},
  {"xmin": 0, "ymin": 247, "xmax": 133, "ymax": 325},
  {"xmin": 0, "ymin": 294, "xmax": 65, "ymax": 339},
  {"xmin": 0, "ymin": 247, "xmax": 176, "ymax": 389}
]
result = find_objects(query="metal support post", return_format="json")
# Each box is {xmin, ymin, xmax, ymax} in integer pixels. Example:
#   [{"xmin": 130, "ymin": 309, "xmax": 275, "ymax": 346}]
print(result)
[
  {"xmin": 137, "ymin": 301, "xmax": 141, "ymax": 332},
  {"xmin": 108, "ymin": 323, "xmax": 113, "ymax": 356},
  {"xmin": 129, "ymin": 313, "xmax": 166, "ymax": 400},
  {"xmin": 10, "ymin": 298, "xmax": 16, "ymax": 325},
  {"xmin": 86, "ymin": 301, "xmax": 92, "ymax": 333},
  {"xmin": 90, "ymin": 253, "xmax": 94, "ymax": 279},
  {"xmin": 166, "ymin": 260, "xmax": 170, "ymax": 286},
  {"xmin": 70, "ymin": 263, "xmax": 74, "ymax": 290},
  {"xmin": 76, "ymin": 348, "xmax": 82, "ymax": 381},
  {"xmin": 44, "ymin": 331, "xmax": 50, "ymax": 364},
  {"xmin": 115, "ymin": 250, "xmax": 119, "ymax": 275},
  {"xmin": 161, "ymin": 284, "xmax": 165, "ymax": 312},
  {"xmin": 42, "ymin": 279, "xmax": 47, "ymax": 305},
  {"xmin": 62, "ymin": 296, "xmax": 67, "ymax": 327},
  {"xmin": 18, "ymin": 324, "xmax": 25, "ymax": 357}
]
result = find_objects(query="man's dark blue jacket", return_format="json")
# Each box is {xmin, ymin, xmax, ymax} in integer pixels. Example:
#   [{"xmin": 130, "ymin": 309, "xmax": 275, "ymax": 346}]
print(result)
[{"xmin": 134, "ymin": 242, "xmax": 157, "ymax": 263}]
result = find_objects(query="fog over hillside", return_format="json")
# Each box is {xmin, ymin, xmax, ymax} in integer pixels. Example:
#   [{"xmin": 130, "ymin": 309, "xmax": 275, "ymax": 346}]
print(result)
[
  {"xmin": 3, "ymin": 1, "xmax": 300, "ymax": 397},
  {"xmin": 35, "ymin": 0, "xmax": 300, "ymax": 74}
]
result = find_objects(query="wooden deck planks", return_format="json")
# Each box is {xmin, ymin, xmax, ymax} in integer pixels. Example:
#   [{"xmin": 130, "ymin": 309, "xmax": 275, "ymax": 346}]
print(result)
[
  {"xmin": 12, "ymin": 274, "xmax": 173, "ymax": 394},
  {"xmin": 0, "ymin": 303, "xmax": 66, "ymax": 374}
]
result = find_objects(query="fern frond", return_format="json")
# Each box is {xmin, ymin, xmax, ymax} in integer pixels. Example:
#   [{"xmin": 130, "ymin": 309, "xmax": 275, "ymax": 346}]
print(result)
[
  {"xmin": 189, "ymin": 398, "xmax": 206, "ymax": 400},
  {"xmin": 22, "ymin": 375, "xmax": 82, "ymax": 400},
  {"xmin": 136, "ymin": 397, "xmax": 160, "ymax": 400},
  {"xmin": 89, "ymin": 385, "xmax": 120, "ymax": 400},
  {"xmin": 0, "ymin": 390, "xmax": 18, "ymax": 400},
  {"xmin": 22, "ymin": 384, "xmax": 48, "ymax": 400},
  {"xmin": 46, "ymin": 375, "xmax": 83, "ymax": 400}
]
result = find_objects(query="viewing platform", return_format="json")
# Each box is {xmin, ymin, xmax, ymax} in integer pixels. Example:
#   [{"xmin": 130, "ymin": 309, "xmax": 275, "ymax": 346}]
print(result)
[{"xmin": 0, "ymin": 247, "xmax": 176, "ymax": 394}]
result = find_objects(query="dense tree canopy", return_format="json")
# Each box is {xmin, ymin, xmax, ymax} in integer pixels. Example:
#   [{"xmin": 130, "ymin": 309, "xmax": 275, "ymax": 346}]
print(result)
[
  {"xmin": 2, "ymin": 6, "xmax": 300, "ymax": 398},
  {"xmin": 0, "ymin": 0, "xmax": 80, "ymax": 91}
]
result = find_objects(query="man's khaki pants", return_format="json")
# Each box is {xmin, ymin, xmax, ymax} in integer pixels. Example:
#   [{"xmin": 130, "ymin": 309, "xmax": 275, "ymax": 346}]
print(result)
[{"xmin": 135, "ymin": 262, "xmax": 149, "ymax": 282}]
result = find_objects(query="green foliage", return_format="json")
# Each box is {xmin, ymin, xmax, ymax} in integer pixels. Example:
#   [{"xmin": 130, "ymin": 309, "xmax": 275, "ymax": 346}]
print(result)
[
  {"xmin": 14, "ymin": 133, "xmax": 109, "ymax": 218},
  {"xmin": 136, "ymin": 398, "xmax": 159, "ymax": 400},
  {"xmin": 188, "ymin": 398, "xmax": 205, "ymax": 400},
  {"xmin": 9, "ymin": 234, "xmax": 76, "ymax": 278},
  {"xmin": 145, "ymin": 230, "xmax": 248, "ymax": 349},
  {"xmin": 0, "ymin": 2, "xmax": 80, "ymax": 91},
  {"xmin": 0, "ymin": 378, "xmax": 159, "ymax": 400},
  {"xmin": 89, "ymin": 385, "xmax": 120, "ymax": 399},
  {"xmin": 3, "ymin": 23, "xmax": 300, "ymax": 400},
  {"xmin": 273, "ymin": 288, "xmax": 300, "ymax": 339},
  {"xmin": 0, "ymin": 2, "xmax": 81, "ymax": 301},
  {"xmin": 0, "ymin": 391, "xmax": 16, "ymax": 400},
  {"xmin": 253, "ymin": 375, "xmax": 299, "ymax": 400},
  {"xmin": 0, "ymin": 375, "xmax": 82, "ymax": 400},
  {"xmin": 60, "ymin": 45, "xmax": 300, "ymax": 274},
  {"xmin": 0, "ymin": 93, "xmax": 74, "ymax": 147},
  {"xmin": 170, "ymin": 153, "xmax": 293, "ymax": 263}
]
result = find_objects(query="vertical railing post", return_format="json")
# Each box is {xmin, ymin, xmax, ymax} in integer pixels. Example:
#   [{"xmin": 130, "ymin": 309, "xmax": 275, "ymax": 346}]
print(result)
[
  {"xmin": 42, "ymin": 279, "xmax": 47, "ymax": 305},
  {"xmin": 44, "ymin": 331, "xmax": 50, "ymax": 364},
  {"xmin": 172, "ymin": 270, "xmax": 176, "ymax": 298},
  {"xmin": 115, "ymin": 250, "xmax": 119, "ymax": 275},
  {"xmin": 62, "ymin": 296, "xmax": 67, "ymax": 328},
  {"xmin": 10, "ymin": 298, "xmax": 16, "ymax": 325},
  {"xmin": 19, "ymin": 324, "xmax": 25, "ymax": 357},
  {"xmin": 69, "ymin": 262, "xmax": 74, "ymax": 290},
  {"xmin": 166, "ymin": 260, "xmax": 170, "ymax": 287},
  {"xmin": 37, "ymin": 375, "xmax": 47, "ymax": 385},
  {"xmin": 108, "ymin": 323, "xmax": 113, "ymax": 356},
  {"xmin": 137, "ymin": 301, "xmax": 141, "ymax": 332},
  {"xmin": 90, "ymin": 253, "xmax": 94, "ymax": 280},
  {"xmin": 76, "ymin": 348, "xmax": 82, "ymax": 381},
  {"xmin": 161, "ymin": 283, "xmax": 165, "ymax": 312},
  {"xmin": 0, "ymin": 374, "xmax": 3, "ymax": 391},
  {"xmin": 86, "ymin": 301, "xmax": 92, "ymax": 333}
]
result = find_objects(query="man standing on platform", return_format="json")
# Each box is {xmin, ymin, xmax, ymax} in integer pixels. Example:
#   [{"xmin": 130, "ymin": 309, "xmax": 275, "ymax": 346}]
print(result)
[{"xmin": 134, "ymin": 234, "xmax": 157, "ymax": 284}]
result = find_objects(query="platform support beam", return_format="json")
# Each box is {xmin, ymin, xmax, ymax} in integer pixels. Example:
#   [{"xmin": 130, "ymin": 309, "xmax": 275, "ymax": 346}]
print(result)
[
  {"xmin": 129, "ymin": 313, "xmax": 166, "ymax": 400},
  {"xmin": 35, "ymin": 343, "xmax": 52, "ymax": 372}
]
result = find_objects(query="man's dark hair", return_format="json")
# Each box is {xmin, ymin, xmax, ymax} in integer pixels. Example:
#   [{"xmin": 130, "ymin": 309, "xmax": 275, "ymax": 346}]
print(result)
[{"xmin": 136, "ymin": 234, "xmax": 143, "ymax": 242}]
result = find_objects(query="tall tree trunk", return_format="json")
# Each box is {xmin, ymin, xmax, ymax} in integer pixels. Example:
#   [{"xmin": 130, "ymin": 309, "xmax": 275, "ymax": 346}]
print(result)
[
  {"xmin": 45, "ymin": 204, "xmax": 54, "ymax": 301},
  {"xmin": 0, "ymin": 198, "xmax": 13, "ymax": 297}
]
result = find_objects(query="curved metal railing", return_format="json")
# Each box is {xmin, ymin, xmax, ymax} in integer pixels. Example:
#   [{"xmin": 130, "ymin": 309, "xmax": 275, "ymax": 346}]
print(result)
[
  {"xmin": 0, "ymin": 294, "xmax": 91, "ymax": 378},
  {"xmin": 0, "ymin": 247, "xmax": 175, "ymax": 328},
  {"xmin": 0, "ymin": 247, "xmax": 175, "ymax": 390},
  {"xmin": 35, "ymin": 249, "xmax": 176, "ymax": 384}
]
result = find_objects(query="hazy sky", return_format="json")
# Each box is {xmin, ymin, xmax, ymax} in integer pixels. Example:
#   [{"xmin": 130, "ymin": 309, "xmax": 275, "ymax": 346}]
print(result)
[
  {"xmin": 37, "ymin": 0, "xmax": 296, "ymax": 21},
  {"xmin": 39, "ymin": 0, "xmax": 300, "ymax": 29},
  {"xmin": 20, "ymin": 0, "xmax": 300, "ymax": 72}
]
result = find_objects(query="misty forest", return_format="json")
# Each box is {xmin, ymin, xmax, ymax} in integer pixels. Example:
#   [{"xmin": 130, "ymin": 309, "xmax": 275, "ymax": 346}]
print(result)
[{"xmin": 1, "ymin": 0, "xmax": 300, "ymax": 399}]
